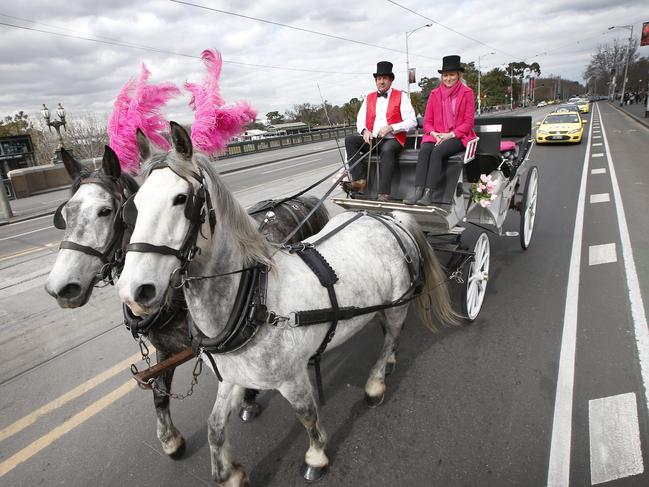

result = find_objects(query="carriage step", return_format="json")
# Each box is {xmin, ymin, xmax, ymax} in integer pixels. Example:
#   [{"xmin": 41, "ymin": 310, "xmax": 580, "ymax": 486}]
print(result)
[{"xmin": 504, "ymin": 231, "xmax": 519, "ymax": 237}]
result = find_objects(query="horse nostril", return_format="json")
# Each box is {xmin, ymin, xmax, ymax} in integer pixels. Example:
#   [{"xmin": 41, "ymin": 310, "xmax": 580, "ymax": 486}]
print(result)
[
  {"xmin": 59, "ymin": 283, "xmax": 83, "ymax": 300},
  {"xmin": 135, "ymin": 284, "xmax": 156, "ymax": 304}
]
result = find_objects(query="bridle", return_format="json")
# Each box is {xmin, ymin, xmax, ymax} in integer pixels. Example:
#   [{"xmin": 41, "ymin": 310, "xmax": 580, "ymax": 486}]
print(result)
[
  {"xmin": 54, "ymin": 176, "xmax": 134, "ymax": 284},
  {"xmin": 122, "ymin": 165, "xmax": 216, "ymax": 285}
]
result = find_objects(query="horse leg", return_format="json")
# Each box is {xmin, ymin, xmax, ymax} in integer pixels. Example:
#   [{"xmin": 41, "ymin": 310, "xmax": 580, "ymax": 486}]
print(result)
[
  {"xmin": 152, "ymin": 350, "xmax": 186, "ymax": 459},
  {"xmin": 207, "ymin": 381, "xmax": 249, "ymax": 487},
  {"xmin": 381, "ymin": 320, "xmax": 401, "ymax": 376},
  {"xmin": 238, "ymin": 388, "xmax": 262, "ymax": 422},
  {"xmin": 365, "ymin": 309, "xmax": 407, "ymax": 407},
  {"xmin": 278, "ymin": 374, "xmax": 329, "ymax": 482}
]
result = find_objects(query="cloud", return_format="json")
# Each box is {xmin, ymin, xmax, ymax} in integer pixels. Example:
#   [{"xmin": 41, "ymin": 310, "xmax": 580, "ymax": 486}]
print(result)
[{"xmin": 0, "ymin": 0, "xmax": 646, "ymax": 123}]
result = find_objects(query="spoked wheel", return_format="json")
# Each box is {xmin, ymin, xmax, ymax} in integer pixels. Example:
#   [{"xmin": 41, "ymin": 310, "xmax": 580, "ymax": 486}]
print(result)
[
  {"xmin": 461, "ymin": 232, "xmax": 490, "ymax": 322},
  {"xmin": 520, "ymin": 166, "xmax": 538, "ymax": 250}
]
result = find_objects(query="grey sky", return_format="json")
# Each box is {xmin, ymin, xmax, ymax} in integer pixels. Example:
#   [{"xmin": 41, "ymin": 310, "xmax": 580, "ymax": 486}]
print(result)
[{"xmin": 0, "ymin": 0, "xmax": 646, "ymax": 125}]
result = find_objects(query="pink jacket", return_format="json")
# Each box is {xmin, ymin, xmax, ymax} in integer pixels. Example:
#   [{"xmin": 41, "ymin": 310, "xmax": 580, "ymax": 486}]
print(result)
[{"xmin": 421, "ymin": 83, "xmax": 477, "ymax": 147}]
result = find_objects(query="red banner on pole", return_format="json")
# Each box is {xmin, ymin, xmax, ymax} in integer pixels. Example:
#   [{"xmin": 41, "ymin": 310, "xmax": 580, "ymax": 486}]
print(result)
[{"xmin": 641, "ymin": 22, "xmax": 649, "ymax": 47}]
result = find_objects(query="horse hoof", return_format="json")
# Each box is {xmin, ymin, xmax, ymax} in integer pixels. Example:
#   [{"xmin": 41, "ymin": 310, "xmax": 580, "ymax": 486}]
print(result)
[
  {"xmin": 301, "ymin": 462, "xmax": 328, "ymax": 482},
  {"xmin": 168, "ymin": 437, "xmax": 186, "ymax": 460},
  {"xmin": 365, "ymin": 393, "xmax": 384, "ymax": 408},
  {"xmin": 385, "ymin": 361, "xmax": 396, "ymax": 376},
  {"xmin": 239, "ymin": 403, "xmax": 262, "ymax": 422}
]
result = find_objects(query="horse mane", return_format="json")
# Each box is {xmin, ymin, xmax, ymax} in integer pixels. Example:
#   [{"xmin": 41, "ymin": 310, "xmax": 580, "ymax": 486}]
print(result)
[{"xmin": 141, "ymin": 153, "xmax": 274, "ymax": 269}]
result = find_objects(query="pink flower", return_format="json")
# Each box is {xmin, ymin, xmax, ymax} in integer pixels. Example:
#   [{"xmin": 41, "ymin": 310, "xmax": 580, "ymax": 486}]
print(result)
[
  {"xmin": 479, "ymin": 199, "xmax": 491, "ymax": 207},
  {"xmin": 476, "ymin": 187, "xmax": 483, "ymax": 193},
  {"xmin": 490, "ymin": 194, "xmax": 497, "ymax": 200},
  {"xmin": 486, "ymin": 182, "xmax": 494, "ymax": 192}
]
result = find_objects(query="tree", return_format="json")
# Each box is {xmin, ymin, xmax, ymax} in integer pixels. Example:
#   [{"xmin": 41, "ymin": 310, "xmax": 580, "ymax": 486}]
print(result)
[
  {"xmin": 417, "ymin": 76, "xmax": 440, "ymax": 99},
  {"xmin": 0, "ymin": 111, "xmax": 31, "ymax": 136},
  {"xmin": 583, "ymin": 39, "xmax": 641, "ymax": 97},
  {"xmin": 265, "ymin": 111, "xmax": 285, "ymax": 125},
  {"xmin": 340, "ymin": 97, "xmax": 362, "ymax": 125}
]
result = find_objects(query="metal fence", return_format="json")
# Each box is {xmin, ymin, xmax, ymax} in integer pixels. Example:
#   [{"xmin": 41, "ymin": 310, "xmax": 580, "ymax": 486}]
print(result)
[
  {"xmin": 3, "ymin": 179, "xmax": 15, "ymax": 200},
  {"xmin": 217, "ymin": 126, "xmax": 354, "ymax": 159}
]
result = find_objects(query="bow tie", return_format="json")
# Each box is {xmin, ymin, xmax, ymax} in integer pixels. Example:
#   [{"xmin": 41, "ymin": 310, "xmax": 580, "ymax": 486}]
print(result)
[{"xmin": 377, "ymin": 91, "xmax": 388, "ymax": 98}]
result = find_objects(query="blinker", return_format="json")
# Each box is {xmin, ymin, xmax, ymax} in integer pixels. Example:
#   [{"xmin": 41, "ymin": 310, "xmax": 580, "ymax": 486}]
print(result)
[{"xmin": 122, "ymin": 195, "xmax": 138, "ymax": 226}]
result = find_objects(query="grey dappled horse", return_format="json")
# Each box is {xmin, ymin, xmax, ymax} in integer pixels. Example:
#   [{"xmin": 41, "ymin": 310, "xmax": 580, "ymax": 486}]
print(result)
[
  {"xmin": 44, "ymin": 146, "xmax": 330, "ymax": 459},
  {"xmin": 116, "ymin": 123, "xmax": 456, "ymax": 486}
]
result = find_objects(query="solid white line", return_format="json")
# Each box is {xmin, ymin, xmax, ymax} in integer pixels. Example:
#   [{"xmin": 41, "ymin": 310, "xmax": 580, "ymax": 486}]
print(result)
[
  {"xmin": 261, "ymin": 158, "xmax": 322, "ymax": 175},
  {"xmin": 592, "ymin": 143, "xmax": 603, "ymax": 147},
  {"xmin": 223, "ymin": 149, "xmax": 337, "ymax": 177},
  {"xmin": 546, "ymin": 108, "xmax": 593, "ymax": 487},
  {"xmin": 591, "ymin": 168, "xmax": 606, "ymax": 175},
  {"xmin": 2, "ymin": 214, "xmax": 55, "ymax": 227},
  {"xmin": 598, "ymin": 103, "xmax": 649, "ymax": 422},
  {"xmin": 589, "ymin": 392, "xmax": 644, "ymax": 485},
  {"xmin": 592, "ymin": 153, "xmax": 604, "ymax": 158},
  {"xmin": 0, "ymin": 226, "xmax": 54, "ymax": 241},
  {"xmin": 589, "ymin": 243, "xmax": 617, "ymax": 266},
  {"xmin": 592, "ymin": 136, "xmax": 602, "ymax": 139},
  {"xmin": 589, "ymin": 193, "xmax": 610, "ymax": 204}
]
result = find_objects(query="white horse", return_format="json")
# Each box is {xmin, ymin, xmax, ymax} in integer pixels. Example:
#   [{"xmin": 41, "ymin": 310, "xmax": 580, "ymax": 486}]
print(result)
[{"xmin": 117, "ymin": 123, "xmax": 456, "ymax": 486}]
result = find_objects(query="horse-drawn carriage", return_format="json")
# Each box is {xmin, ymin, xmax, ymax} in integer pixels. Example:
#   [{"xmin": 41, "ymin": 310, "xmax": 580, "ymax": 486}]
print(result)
[{"xmin": 332, "ymin": 115, "xmax": 538, "ymax": 321}]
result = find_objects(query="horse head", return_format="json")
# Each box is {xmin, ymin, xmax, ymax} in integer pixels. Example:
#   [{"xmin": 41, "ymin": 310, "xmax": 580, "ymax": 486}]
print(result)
[
  {"xmin": 117, "ymin": 122, "xmax": 273, "ymax": 318},
  {"xmin": 45, "ymin": 147, "xmax": 138, "ymax": 308}
]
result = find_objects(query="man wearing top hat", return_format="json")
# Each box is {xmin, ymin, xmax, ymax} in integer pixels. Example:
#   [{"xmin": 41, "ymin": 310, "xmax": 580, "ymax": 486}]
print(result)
[{"xmin": 344, "ymin": 61, "xmax": 417, "ymax": 201}]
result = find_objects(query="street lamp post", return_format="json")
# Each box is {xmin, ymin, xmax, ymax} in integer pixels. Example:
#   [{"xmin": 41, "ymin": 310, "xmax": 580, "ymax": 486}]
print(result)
[
  {"xmin": 477, "ymin": 52, "xmax": 495, "ymax": 115},
  {"xmin": 405, "ymin": 24, "xmax": 432, "ymax": 99},
  {"xmin": 41, "ymin": 103, "xmax": 67, "ymax": 163},
  {"xmin": 609, "ymin": 25, "xmax": 634, "ymax": 107}
]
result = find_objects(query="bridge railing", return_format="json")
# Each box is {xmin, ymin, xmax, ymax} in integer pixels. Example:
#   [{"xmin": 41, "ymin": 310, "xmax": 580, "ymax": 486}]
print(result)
[{"xmin": 216, "ymin": 126, "xmax": 355, "ymax": 159}]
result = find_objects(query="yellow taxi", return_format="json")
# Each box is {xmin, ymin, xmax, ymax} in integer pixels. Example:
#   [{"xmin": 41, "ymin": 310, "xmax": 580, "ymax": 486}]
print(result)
[
  {"xmin": 535, "ymin": 110, "xmax": 586, "ymax": 144},
  {"xmin": 576, "ymin": 98, "xmax": 590, "ymax": 114}
]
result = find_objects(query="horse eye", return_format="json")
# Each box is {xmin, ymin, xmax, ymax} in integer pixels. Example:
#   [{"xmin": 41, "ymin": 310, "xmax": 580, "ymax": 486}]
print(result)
[
  {"xmin": 97, "ymin": 207, "xmax": 113, "ymax": 217},
  {"xmin": 173, "ymin": 194, "xmax": 187, "ymax": 206}
]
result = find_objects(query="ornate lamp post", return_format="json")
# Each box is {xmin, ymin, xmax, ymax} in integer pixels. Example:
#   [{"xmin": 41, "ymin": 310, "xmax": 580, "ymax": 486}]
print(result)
[
  {"xmin": 41, "ymin": 103, "xmax": 67, "ymax": 163},
  {"xmin": 405, "ymin": 24, "xmax": 432, "ymax": 99}
]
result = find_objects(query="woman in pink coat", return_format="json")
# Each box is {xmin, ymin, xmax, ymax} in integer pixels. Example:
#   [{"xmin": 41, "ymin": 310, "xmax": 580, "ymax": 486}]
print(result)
[{"xmin": 404, "ymin": 55, "xmax": 477, "ymax": 205}]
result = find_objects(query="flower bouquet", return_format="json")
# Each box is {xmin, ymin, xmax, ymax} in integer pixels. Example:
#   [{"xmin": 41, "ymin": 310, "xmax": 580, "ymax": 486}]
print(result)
[{"xmin": 470, "ymin": 174, "xmax": 498, "ymax": 207}]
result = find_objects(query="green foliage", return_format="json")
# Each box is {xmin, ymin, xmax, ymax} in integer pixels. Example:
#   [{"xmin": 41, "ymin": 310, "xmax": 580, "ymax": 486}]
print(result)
[
  {"xmin": 265, "ymin": 111, "xmax": 285, "ymax": 125},
  {"xmin": 0, "ymin": 111, "xmax": 31, "ymax": 136},
  {"xmin": 341, "ymin": 97, "xmax": 362, "ymax": 124}
]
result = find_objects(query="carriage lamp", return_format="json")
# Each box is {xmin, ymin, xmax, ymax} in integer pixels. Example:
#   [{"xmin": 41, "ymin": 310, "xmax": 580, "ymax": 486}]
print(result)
[{"xmin": 42, "ymin": 103, "xmax": 68, "ymax": 163}]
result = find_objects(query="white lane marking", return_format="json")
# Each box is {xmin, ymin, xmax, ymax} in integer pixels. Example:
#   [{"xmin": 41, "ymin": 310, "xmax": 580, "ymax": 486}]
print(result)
[
  {"xmin": 261, "ymin": 158, "xmax": 322, "ymax": 175},
  {"xmin": 593, "ymin": 136, "xmax": 602, "ymax": 139},
  {"xmin": 592, "ymin": 143, "xmax": 603, "ymax": 147},
  {"xmin": 223, "ymin": 149, "xmax": 337, "ymax": 177},
  {"xmin": 2, "ymin": 214, "xmax": 55, "ymax": 227},
  {"xmin": 547, "ymin": 108, "xmax": 593, "ymax": 487},
  {"xmin": 589, "ymin": 193, "xmax": 610, "ymax": 204},
  {"xmin": 0, "ymin": 226, "xmax": 55, "ymax": 241},
  {"xmin": 592, "ymin": 153, "xmax": 604, "ymax": 158},
  {"xmin": 234, "ymin": 163, "xmax": 339, "ymax": 196},
  {"xmin": 599, "ymin": 103, "xmax": 649, "ymax": 423},
  {"xmin": 589, "ymin": 243, "xmax": 617, "ymax": 266},
  {"xmin": 591, "ymin": 168, "xmax": 606, "ymax": 175},
  {"xmin": 218, "ymin": 144, "xmax": 332, "ymax": 166},
  {"xmin": 589, "ymin": 392, "xmax": 644, "ymax": 485}
]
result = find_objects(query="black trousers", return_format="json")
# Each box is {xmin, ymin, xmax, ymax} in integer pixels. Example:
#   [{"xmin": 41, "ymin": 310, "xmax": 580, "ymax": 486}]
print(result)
[
  {"xmin": 415, "ymin": 139, "xmax": 464, "ymax": 189},
  {"xmin": 344, "ymin": 135, "xmax": 403, "ymax": 194}
]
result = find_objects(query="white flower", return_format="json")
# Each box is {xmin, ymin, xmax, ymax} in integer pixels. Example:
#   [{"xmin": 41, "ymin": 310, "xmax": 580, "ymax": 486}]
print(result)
[{"xmin": 479, "ymin": 199, "xmax": 491, "ymax": 207}]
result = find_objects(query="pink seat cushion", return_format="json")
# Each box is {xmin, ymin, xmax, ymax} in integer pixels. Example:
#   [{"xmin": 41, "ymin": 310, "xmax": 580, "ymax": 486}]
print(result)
[{"xmin": 500, "ymin": 140, "xmax": 516, "ymax": 151}]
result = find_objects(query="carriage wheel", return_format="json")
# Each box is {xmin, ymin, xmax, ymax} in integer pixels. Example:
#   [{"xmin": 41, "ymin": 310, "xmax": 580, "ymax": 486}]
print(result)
[
  {"xmin": 519, "ymin": 166, "xmax": 538, "ymax": 250},
  {"xmin": 461, "ymin": 232, "xmax": 490, "ymax": 322}
]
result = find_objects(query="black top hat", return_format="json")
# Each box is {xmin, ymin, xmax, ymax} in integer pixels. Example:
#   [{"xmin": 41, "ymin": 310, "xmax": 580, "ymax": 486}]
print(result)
[
  {"xmin": 438, "ymin": 55, "xmax": 465, "ymax": 74},
  {"xmin": 373, "ymin": 61, "xmax": 394, "ymax": 78}
]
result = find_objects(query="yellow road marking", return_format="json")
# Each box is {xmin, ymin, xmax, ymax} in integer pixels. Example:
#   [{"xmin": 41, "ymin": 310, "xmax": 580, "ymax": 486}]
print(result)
[
  {"xmin": 0, "ymin": 380, "xmax": 136, "ymax": 478},
  {"xmin": 0, "ymin": 241, "xmax": 59, "ymax": 263},
  {"xmin": 0, "ymin": 351, "xmax": 144, "ymax": 442}
]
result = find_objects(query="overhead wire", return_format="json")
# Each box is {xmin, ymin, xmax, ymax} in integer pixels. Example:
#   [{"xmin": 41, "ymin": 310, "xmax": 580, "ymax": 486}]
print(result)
[
  {"xmin": 168, "ymin": 0, "xmax": 439, "ymax": 61},
  {"xmin": 0, "ymin": 19, "xmax": 367, "ymax": 75}
]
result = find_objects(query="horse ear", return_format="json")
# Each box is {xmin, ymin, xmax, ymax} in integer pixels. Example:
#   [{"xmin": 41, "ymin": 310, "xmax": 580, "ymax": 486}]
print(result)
[
  {"xmin": 61, "ymin": 147, "xmax": 84, "ymax": 180},
  {"xmin": 102, "ymin": 145, "xmax": 122, "ymax": 178},
  {"xmin": 170, "ymin": 121, "xmax": 193, "ymax": 160},
  {"xmin": 136, "ymin": 128, "xmax": 151, "ymax": 162}
]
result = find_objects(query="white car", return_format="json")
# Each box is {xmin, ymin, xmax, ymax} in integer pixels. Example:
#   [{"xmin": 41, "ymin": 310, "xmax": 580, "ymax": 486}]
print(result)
[{"xmin": 537, "ymin": 101, "xmax": 547, "ymax": 108}]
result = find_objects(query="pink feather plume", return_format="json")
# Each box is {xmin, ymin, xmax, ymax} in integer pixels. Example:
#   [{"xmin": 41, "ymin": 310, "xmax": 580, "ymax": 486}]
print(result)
[
  {"xmin": 108, "ymin": 64, "xmax": 180, "ymax": 174},
  {"xmin": 185, "ymin": 49, "xmax": 257, "ymax": 156}
]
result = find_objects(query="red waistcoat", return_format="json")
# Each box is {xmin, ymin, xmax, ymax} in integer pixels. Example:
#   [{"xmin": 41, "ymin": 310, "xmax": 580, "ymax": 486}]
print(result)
[{"xmin": 366, "ymin": 89, "xmax": 407, "ymax": 146}]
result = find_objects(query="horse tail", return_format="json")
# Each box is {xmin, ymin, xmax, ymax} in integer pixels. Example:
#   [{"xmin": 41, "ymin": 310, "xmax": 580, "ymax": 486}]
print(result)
[{"xmin": 396, "ymin": 213, "xmax": 460, "ymax": 332}]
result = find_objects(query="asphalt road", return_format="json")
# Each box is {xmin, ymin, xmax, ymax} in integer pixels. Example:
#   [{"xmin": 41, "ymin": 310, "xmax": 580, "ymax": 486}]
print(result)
[{"xmin": 1, "ymin": 103, "xmax": 648, "ymax": 486}]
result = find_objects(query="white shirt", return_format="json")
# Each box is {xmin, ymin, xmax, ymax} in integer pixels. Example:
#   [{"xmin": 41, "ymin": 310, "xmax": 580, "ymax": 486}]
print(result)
[{"xmin": 356, "ymin": 88, "xmax": 417, "ymax": 137}]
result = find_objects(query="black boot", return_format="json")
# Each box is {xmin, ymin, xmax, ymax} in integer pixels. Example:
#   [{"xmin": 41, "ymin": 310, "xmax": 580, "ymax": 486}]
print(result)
[
  {"xmin": 403, "ymin": 186, "xmax": 424, "ymax": 205},
  {"xmin": 416, "ymin": 188, "xmax": 434, "ymax": 206}
]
